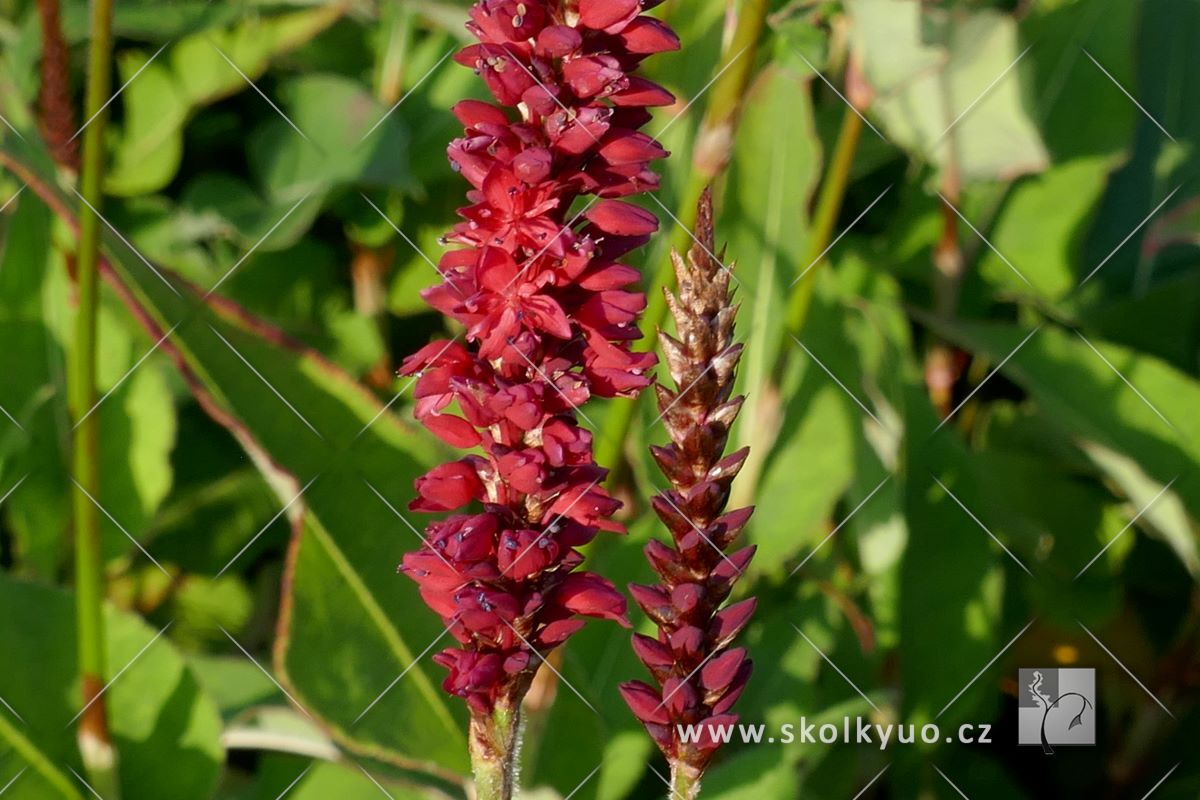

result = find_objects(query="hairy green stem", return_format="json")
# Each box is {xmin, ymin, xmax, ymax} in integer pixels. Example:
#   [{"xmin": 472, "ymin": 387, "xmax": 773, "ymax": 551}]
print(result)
[
  {"xmin": 468, "ymin": 700, "xmax": 522, "ymax": 800},
  {"xmin": 596, "ymin": 0, "xmax": 770, "ymax": 485},
  {"xmin": 71, "ymin": 0, "xmax": 119, "ymax": 795},
  {"xmin": 669, "ymin": 760, "xmax": 702, "ymax": 800}
]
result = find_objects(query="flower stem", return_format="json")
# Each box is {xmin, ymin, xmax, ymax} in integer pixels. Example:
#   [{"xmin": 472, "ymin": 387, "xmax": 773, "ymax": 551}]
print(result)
[
  {"xmin": 596, "ymin": 0, "xmax": 770, "ymax": 486},
  {"xmin": 468, "ymin": 700, "xmax": 522, "ymax": 800},
  {"xmin": 71, "ymin": 0, "xmax": 119, "ymax": 794},
  {"xmin": 669, "ymin": 760, "xmax": 702, "ymax": 800}
]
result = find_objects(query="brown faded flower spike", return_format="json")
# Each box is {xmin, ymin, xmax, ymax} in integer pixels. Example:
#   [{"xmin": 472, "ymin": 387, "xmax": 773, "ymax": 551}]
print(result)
[{"xmin": 620, "ymin": 187, "xmax": 755, "ymax": 798}]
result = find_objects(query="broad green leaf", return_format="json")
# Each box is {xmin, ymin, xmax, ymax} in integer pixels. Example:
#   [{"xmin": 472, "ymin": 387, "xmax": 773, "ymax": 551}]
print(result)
[
  {"xmin": 846, "ymin": 0, "xmax": 1049, "ymax": 181},
  {"xmin": 105, "ymin": 51, "xmax": 189, "ymax": 197},
  {"xmin": 0, "ymin": 575, "xmax": 223, "ymax": 799},
  {"xmin": 931, "ymin": 320, "xmax": 1200, "ymax": 519},
  {"xmin": 975, "ymin": 156, "xmax": 1115, "ymax": 299},
  {"xmin": 169, "ymin": 7, "xmax": 348, "ymax": 108},
  {"xmin": 900, "ymin": 388, "xmax": 1004, "ymax": 730},
  {"xmin": 1, "ymin": 135, "xmax": 467, "ymax": 774}
]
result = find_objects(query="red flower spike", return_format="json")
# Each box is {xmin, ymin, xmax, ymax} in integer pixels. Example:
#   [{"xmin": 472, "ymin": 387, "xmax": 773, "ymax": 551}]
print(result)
[
  {"xmin": 622, "ymin": 189, "xmax": 757, "ymax": 785},
  {"xmin": 399, "ymin": 0, "xmax": 673, "ymax": 762}
]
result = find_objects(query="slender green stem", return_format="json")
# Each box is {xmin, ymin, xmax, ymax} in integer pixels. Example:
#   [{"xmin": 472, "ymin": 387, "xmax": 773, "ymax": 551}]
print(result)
[
  {"xmin": 71, "ymin": 0, "xmax": 119, "ymax": 795},
  {"xmin": 783, "ymin": 107, "xmax": 864, "ymax": 340},
  {"xmin": 468, "ymin": 701, "xmax": 521, "ymax": 800},
  {"xmin": 596, "ymin": 0, "xmax": 771, "ymax": 484},
  {"xmin": 668, "ymin": 760, "xmax": 702, "ymax": 800}
]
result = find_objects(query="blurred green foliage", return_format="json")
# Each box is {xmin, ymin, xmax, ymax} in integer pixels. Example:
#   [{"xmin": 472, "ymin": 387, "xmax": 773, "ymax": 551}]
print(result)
[{"xmin": 1, "ymin": 0, "xmax": 1199, "ymax": 798}]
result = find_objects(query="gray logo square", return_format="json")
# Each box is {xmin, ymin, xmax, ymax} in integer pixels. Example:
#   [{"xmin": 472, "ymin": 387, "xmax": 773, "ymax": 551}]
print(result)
[{"xmin": 1018, "ymin": 668, "xmax": 1095, "ymax": 751}]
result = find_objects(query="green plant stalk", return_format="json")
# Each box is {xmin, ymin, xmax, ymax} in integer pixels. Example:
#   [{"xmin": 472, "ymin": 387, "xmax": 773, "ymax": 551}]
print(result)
[
  {"xmin": 596, "ymin": 0, "xmax": 770, "ymax": 483},
  {"xmin": 70, "ymin": 0, "xmax": 119, "ymax": 795},
  {"xmin": 669, "ymin": 760, "xmax": 702, "ymax": 800},
  {"xmin": 468, "ymin": 700, "xmax": 521, "ymax": 800},
  {"xmin": 783, "ymin": 107, "xmax": 863, "ymax": 340}
]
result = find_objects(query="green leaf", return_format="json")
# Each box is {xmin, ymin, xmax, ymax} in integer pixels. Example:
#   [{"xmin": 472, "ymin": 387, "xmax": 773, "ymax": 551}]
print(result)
[
  {"xmin": 846, "ymin": 0, "xmax": 1049, "ymax": 181},
  {"xmin": 0, "ymin": 575, "xmax": 223, "ymax": 799},
  {"xmin": 900, "ymin": 388, "xmax": 1004, "ymax": 729},
  {"xmin": 105, "ymin": 51, "xmax": 189, "ymax": 197},
  {"xmin": 1, "ymin": 136, "xmax": 467, "ymax": 775},
  {"xmin": 975, "ymin": 156, "xmax": 1115, "ymax": 299},
  {"xmin": 931, "ymin": 320, "xmax": 1200, "ymax": 517}
]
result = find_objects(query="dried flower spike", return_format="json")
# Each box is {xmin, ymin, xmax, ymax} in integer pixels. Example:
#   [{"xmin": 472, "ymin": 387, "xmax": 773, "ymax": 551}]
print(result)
[
  {"xmin": 621, "ymin": 187, "xmax": 754, "ymax": 798},
  {"xmin": 397, "ymin": 1, "xmax": 677, "ymax": 797}
]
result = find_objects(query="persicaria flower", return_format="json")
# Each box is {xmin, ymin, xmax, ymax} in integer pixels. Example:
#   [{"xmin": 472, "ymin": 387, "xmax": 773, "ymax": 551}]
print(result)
[
  {"xmin": 620, "ymin": 190, "xmax": 755, "ymax": 793},
  {"xmin": 398, "ymin": 0, "xmax": 677, "ymax": 728}
]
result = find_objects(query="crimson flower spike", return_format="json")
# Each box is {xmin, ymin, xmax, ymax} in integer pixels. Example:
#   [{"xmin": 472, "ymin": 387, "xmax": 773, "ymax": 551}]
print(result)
[
  {"xmin": 620, "ymin": 187, "xmax": 755, "ymax": 799},
  {"xmin": 396, "ymin": 1, "xmax": 677, "ymax": 798}
]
